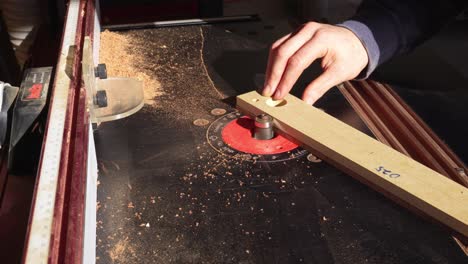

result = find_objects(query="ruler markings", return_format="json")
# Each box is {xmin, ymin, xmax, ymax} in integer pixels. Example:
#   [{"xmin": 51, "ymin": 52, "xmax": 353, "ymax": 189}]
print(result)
[{"xmin": 24, "ymin": 1, "xmax": 81, "ymax": 263}]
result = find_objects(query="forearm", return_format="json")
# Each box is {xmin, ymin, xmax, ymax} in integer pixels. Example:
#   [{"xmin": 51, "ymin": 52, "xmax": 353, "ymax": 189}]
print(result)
[{"xmin": 338, "ymin": 0, "xmax": 466, "ymax": 78}]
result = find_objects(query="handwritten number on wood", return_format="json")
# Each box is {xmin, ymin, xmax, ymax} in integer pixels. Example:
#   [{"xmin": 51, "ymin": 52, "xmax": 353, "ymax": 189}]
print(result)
[{"xmin": 376, "ymin": 166, "xmax": 400, "ymax": 178}]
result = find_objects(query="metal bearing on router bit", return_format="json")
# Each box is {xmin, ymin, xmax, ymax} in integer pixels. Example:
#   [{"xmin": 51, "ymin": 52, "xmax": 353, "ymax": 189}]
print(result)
[{"xmin": 254, "ymin": 114, "xmax": 274, "ymax": 140}]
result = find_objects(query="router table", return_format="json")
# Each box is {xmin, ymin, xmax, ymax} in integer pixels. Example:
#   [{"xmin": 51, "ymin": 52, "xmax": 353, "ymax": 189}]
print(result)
[
  {"xmin": 92, "ymin": 25, "xmax": 467, "ymax": 264},
  {"xmin": 17, "ymin": 1, "xmax": 468, "ymax": 263}
]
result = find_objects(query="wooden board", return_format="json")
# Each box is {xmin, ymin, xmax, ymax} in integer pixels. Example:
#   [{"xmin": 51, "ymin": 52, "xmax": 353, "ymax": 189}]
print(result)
[
  {"xmin": 237, "ymin": 91, "xmax": 468, "ymax": 238},
  {"xmin": 339, "ymin": 80, "xmax": 468, "ymax": 254}
]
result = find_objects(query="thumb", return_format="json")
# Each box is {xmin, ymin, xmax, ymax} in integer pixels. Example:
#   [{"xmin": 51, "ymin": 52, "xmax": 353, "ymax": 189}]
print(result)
[{"xmin": 302, "ymin": 66, "xmax": 344, "ymax": 105}]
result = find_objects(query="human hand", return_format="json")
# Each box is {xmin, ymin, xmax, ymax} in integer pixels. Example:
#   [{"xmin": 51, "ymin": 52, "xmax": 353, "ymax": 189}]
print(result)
[{"xmin": 262, "ymin": 22, "xmax": 369, "ymax": 104}]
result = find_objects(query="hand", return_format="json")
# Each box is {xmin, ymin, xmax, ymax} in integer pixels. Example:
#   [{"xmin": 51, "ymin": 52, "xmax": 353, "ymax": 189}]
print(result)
[{"xmin": 262, "ymin": 22, "xmax": 369, "ymax": 104}]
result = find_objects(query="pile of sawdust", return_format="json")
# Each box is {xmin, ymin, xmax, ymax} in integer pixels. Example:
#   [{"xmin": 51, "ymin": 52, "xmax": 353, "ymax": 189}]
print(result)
[
  {"xmin": 108, "ymin": 237, "xmax": 135, "ymax": 262},
  {"xmin": 100, "ymin": 30, "xmax": 163, "ymax": 105}
]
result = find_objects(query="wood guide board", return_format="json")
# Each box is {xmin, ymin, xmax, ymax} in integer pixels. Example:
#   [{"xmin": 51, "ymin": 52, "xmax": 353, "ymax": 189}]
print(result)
[{"xmin": 236, "ymin": 91, "xmax": 468, "ymax": 238}]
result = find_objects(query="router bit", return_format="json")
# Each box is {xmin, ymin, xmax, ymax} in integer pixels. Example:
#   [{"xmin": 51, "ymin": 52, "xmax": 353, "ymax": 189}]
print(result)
[{"xmin": 254, "ymin": 114, "xmax": 274, "ymax": 140}]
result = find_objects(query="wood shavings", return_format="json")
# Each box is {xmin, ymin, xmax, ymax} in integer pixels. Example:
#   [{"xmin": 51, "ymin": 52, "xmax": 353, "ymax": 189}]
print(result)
[
  {"xmin": 108, "ymin": 237, "xmax": 135, "ymax": 263},
  {"xmin": 100, "ymin": 30, "xmax": 163, "ymax": 106}
]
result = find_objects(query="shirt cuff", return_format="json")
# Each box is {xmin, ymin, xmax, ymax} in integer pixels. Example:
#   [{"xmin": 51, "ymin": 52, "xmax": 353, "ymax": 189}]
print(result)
[{"xmin": 337, "ymin": 20, "xmax": 380, "ymax": 79}]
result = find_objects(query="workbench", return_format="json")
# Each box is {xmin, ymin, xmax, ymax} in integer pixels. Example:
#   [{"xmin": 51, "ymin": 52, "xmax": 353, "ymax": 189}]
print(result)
[
  {"xmin": 93, "ymin": 21, "xmax": 466, "ymax": 264},
  {"xmin": 17, "ymin": 1, "xmax": 468, "ymax": 263}
]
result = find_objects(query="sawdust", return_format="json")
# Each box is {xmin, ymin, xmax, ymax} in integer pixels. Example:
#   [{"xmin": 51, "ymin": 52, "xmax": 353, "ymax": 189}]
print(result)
[
  {"xmin": 100, "ymin": 30, "xmax": 163, "ymax": 105},
  {"xmin": 108, "ymin": 237, "xmax": 135, "ymax": 263},
  {"xmin": 114, "ymin": 26, "xmax": 225, "ymax": 123}
]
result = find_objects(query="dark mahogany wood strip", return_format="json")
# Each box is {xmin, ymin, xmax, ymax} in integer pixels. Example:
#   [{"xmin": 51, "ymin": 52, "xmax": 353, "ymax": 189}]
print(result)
[
  {"xmin": 341, "ymin": 80, "xmax": 468, "ymax": 255},
  {"xmin": 340, "ymin": 82, "xmax": 410, "ymax": 155},
  {"xmin": 358, "ymin": 81, "xmax": 450, "ymax": 176},
  {"xmin": 378, "ymin": 83, "xmax": 468, "ymax": 186}
]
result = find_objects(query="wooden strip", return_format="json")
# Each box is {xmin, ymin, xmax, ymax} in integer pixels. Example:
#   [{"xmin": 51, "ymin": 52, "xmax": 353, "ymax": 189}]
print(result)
[
  {"xmin": 339, "ymin": 82, "xmax": 409, "ymax": 155},
  {"xmin": 378, "ymin": 83, "xmax": 468, "ymax": 186},
  {"xmin": 338, "ymin": 84, "xmax": 390, "ymax": 146},
  {"xmin": 22, "ymin": 1, "xmax": 87, "ymax": 263},
  {"xmin": 371, "ymin": 82, "xmax": 458, "ymax": 170},
  {"xmin": 358, "ymin": 81, "xmax": 451, "ymax": 176},
  {"xmin": 340, "ymin": 80, "xmax": 468, "ymax": 254},
  {"xmin": 237, "ymin": 91, "xmax": 468, "ymax": 238},
  {"xmin": 342, "ymin": 80, "xmax": 468, "ymax": 186},
  {"xmin": 374, "ymin": 83, "xmax": 468, "ymax": 186}
]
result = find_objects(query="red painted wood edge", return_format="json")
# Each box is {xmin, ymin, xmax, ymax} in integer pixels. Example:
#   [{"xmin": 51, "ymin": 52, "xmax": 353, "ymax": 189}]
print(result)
[
  {"xmin": 48, "ymin": 0, "xmax": 88, "ymax": 263},
  {"xmin": 21, "ymin": 0, "xmax": 91, "ymax": 263},
  {"xmin": 20, "ymin": 0, "xmax": 87, "ymax": 262}
]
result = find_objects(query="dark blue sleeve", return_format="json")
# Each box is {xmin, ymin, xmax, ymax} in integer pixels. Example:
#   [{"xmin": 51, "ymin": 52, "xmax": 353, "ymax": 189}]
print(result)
[{"xmin": 337, "ymin": 0, "xmax": 466, "ymax": 78}]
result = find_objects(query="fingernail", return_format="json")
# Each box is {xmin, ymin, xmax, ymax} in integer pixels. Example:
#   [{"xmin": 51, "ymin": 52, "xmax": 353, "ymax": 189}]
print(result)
[
  {"xmin": 273, "ymin": 90, "xmax": 282, "ymax": 99},
  {"xmin": 263, "ymin": 84, "xmax": 272, "ymax": 96}
]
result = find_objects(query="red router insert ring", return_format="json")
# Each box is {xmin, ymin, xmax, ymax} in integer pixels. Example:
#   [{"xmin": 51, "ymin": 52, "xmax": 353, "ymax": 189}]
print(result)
[{"xmin": 221, "ymin": 116, "xmax": 298, "ymax": 155}]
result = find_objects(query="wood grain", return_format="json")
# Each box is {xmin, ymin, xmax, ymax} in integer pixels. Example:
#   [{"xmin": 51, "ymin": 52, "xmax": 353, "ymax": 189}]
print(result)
[{"xmin": 237, "ymin": 91, "xmax": 468, "ymax": 238}]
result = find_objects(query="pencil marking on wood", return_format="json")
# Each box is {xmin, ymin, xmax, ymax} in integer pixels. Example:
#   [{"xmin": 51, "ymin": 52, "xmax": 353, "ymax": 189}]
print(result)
[{"xmin": 237, "ymin": 91, "xmax": 468, "ymax": 238}]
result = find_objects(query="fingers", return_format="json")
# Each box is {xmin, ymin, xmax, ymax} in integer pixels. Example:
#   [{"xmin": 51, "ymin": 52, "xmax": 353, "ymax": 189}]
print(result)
[
  {"xmin": 263, "ymin": 34, "xmax": 291, "ymax": 96},
  {"xmin": 272, "ymin": 38, "xmax": 327, "ymax": 100},
  {"xmin": 263, "ymin": 23, "xmax": 368, "ymax": 105},
  {"xmin": 302, "ymin": 65, "xmax": 343, "ymax": 105},
  {"xmin": 263, "ymin": 25, "xmax": 317, "ymax": 97}
]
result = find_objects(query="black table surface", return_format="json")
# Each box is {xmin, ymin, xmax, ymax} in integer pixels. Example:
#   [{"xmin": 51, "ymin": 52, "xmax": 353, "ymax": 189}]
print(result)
[{"xmin": 95, "ymin": 21, "xmax": 467, "ymax": 264}]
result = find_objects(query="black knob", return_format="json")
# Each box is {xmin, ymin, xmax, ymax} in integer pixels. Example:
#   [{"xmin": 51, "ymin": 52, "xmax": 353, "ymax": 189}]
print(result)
[
  {"xmin": 95, "ymin": 90, "xmax": 108, "ymax": 108},
  {"xmin": 94, "ymin": 64, "xmax": 107, "ymax": 79}
]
